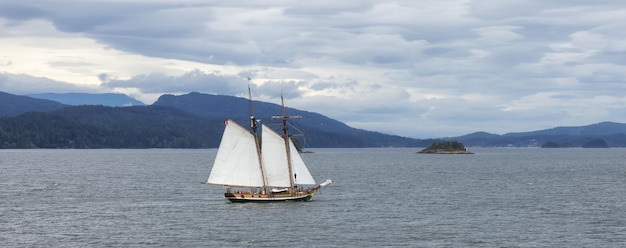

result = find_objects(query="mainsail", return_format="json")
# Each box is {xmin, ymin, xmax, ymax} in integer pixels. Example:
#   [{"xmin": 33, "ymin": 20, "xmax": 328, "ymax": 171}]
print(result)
[
  {"xmin": 261, "ymin": 125, "xmax": 316, "ymax": 187},
  {"xmin": 206, "ymin": 120, "xmax": 264, "ymax": 187},
  {"xmin": 261, "ymin": 124, "xmax": 291, "ymax": 187}
]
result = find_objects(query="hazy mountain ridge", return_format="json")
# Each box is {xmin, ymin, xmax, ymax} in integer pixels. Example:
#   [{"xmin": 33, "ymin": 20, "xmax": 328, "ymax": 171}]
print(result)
[
  {"xmin": 0, "ymin": 92, "xmax": 67, "ymax": 116},
  {"xmin": 27, "ymin": 92, "xmax": 145, "ymax": 106},
  {"xmin": 503, "ymin": 122, "xmax": 626, "ymax": 137},
  {"xmin": 453, "ymin": 122, "xmax": 626, "ymax": 147}
]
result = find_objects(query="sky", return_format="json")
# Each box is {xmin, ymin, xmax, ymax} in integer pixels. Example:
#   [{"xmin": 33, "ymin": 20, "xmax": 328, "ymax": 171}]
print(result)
[{"xmin": 1, "ymin": 0, "xmax": 625, "ymax": 138}]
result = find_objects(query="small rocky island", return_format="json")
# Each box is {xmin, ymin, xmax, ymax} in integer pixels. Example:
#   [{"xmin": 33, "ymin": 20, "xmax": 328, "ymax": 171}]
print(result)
[{"xmin": 418, "ymin": 141, "xmax": 473, "ymax": 154}]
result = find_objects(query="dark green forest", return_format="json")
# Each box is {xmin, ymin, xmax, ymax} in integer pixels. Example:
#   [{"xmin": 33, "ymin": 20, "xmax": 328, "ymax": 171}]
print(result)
[
  {"xmin": 0, "ymin": 106, "xmax": 222, "ymax": 148},
  {"xmin": 0, "ymin": 103, "xmax": 428, "ymax": 149},
  {"xmin": 426, "ymin": 141, "xmax": 467, "ymax": 151}
]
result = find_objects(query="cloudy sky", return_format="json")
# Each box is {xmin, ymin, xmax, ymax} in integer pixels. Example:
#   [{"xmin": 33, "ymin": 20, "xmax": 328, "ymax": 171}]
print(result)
[{"xmin": 1, "ymin": 1, "xmax": 625, "ymax": 138}]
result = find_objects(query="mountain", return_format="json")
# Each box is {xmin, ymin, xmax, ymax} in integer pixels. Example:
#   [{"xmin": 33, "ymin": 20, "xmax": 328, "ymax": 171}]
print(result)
[
  {"xmin": 505, "ymin": 122, "xmax": 626, "ymax": 137},
  {"xmin": 452, "ymin": 132, "xmax": 503, "ymax": 147},
  {"xmin": 0, "ymin": 91, "xmax": 429, "ymax": 148},
  {"xmin": 0, "ymin": 91, "xmax": 67, "ymax": 116},
  {"xmin": 154, "ymin": 92, "xmax": 430, "ymax": 148},
  {"xmin": 28, "ymin": 93, "xmax": 145, "ymax": 106},
  {"xmin": 452, "ymin": 122, "xmax": 626, "ymax": 147},
  {"xmin": 2, "ymin": 90, "xmax": 625, "ymax": 148}
]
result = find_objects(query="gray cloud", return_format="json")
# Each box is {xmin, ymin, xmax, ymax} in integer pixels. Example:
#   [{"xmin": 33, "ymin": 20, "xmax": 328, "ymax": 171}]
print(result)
[
  {"xmin": 102, "ymin": 69, "xmax": 247, "ymax": 95},
  {"xmin": 0, "ymin": 72, "xmax": 97, "ymax": 94},
  {"xmin": 2, "ymin": 1, "xmax": 626, "ymax": 137}
]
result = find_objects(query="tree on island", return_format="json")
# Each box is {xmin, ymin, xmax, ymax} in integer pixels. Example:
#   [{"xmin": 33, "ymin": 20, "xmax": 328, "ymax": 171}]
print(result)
[
  {"xmin": 418, "ymin": 140, "xmax": 473, "ymax": 154},
  {"xmin": 541, "ymin": 141, "xmax": 560, "ymax": 148},
  {"xmin": 583, "ymin": 139, "xmax": 609, "ymax": 148}
]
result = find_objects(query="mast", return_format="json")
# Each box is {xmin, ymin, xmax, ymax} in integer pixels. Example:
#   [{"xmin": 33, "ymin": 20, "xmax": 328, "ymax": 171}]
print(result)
[
  {"xmin": 272, "ymin": 94, "xmax": 302, "ymax": 195},
  {"xmin": 248, "ymin": 83, "xmax": 268, "ymax": 194}
]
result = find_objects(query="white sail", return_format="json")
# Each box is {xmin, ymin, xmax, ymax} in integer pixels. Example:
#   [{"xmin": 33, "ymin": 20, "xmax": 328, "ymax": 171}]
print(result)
[
  {"xmin": 289, "ymin": 138, "xmax": 316, "ymax": 185},
  {"xmin": 261, "ymin": 125, "xmax": 316, "ymax": 186},
  {"xmin": 207, "ymin": 120, "xmax": 264, "ymax": 187},
  {"xmin": 261, "ymin": 125, "xmax": 291, "ymax": 187}
]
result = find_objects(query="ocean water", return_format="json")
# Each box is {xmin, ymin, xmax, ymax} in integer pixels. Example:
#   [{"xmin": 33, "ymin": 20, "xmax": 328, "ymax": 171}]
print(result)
[{"xmin": 1, "ymin": 148, "xmax": 625, "ymax": 247}]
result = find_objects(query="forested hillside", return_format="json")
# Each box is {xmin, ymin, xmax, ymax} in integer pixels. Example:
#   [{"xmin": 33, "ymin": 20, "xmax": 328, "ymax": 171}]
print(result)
[
  {"xmin": 0, "ymin": 92, "xmax": 427, "ymax": 148},
  {"xmin": 0, "ymin": 105, "xmax": 222, "ymax": 148},
  {"xmin": 154, "ymin": 92, "xmax": 430, "ymax": 148}
]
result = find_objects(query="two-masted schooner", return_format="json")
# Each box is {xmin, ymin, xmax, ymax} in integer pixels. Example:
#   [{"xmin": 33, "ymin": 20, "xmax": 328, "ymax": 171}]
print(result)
[{"xmin": 206, "ymin": 90, "xmax": 331, "ymax": 202}]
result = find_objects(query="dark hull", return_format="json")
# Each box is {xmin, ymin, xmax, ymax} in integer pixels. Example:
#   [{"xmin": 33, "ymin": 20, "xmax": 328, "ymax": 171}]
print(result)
[{"xmin": 224, "ymin": 192, "xmax": 315, "ymax": 203}]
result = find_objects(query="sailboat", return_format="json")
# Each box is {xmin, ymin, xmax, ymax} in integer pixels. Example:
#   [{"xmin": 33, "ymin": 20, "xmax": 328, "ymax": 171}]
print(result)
[{"xmin": 206, "ymin": 90, "xmax": 332, "ymax": 202}]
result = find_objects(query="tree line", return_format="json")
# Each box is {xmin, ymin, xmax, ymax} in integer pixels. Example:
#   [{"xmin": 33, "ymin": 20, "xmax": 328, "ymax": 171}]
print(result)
[
  {"xmin": 0, "ymin": 106, "xmax": 222, "ymax": 148},
  {"xmin": 0, "ymin": 105, "xmax": 428, "ymax": 149}
]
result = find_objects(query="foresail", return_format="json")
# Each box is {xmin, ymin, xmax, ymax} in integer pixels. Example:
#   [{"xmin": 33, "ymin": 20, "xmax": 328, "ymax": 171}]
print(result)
[
  {"xmin": 207, "ymin": 120, "xmax": 264, "ymax": 187},
  {"xmin": 261, "ymin": 125, "xmax": 291, "ymax": 187},
  {"xmin": 289, "ymin": 139, "xmax": 316, "ymax": 185}
]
